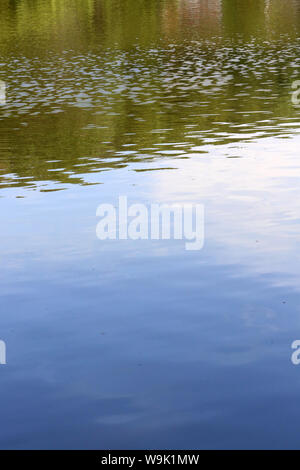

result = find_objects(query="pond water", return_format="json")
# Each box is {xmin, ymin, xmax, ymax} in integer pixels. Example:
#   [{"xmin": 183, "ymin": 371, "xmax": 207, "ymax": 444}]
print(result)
[{"xmin": 1, "ymin": 0, "xmax": 300, "ymax": 449}]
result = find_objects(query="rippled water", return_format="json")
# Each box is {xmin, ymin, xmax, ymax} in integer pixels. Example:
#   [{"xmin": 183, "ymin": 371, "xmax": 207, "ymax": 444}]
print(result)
[{"xmin": 1, "ymin": 0, "xmax": 300, "ymax": 449}]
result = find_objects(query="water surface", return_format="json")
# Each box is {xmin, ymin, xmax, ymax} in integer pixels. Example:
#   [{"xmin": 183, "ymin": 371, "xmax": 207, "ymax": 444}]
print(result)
[{"xmin": 1, "ymin": 0, "xmax": 300, "ymax": 449}]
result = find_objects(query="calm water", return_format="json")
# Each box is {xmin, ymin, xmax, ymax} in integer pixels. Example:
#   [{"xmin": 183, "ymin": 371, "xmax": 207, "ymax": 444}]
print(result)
[{"xmin": 1, "ymin": 0, "xmax": 300, "ymax": 449}]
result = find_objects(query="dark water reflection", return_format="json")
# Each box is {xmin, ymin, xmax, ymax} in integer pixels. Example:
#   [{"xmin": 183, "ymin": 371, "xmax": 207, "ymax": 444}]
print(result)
[
  {"xmin": 1, "ymin": 1, "xmax": 300, "ymax": 189},
  {"xmin": 1, "ymin": 0, "xmax": 300, "ymax": 449}
]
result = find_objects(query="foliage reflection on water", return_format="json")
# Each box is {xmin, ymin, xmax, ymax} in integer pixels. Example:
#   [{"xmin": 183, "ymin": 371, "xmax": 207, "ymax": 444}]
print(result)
[{"xmin": 0, "ymin": 0, "xmax": 300, "ymax": 191}]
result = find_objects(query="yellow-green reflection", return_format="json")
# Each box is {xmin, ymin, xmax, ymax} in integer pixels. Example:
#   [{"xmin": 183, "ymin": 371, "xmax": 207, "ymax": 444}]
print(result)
[{"xmin": 0, "ymin": 0, "xmax": 300, "ymax": 190}]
